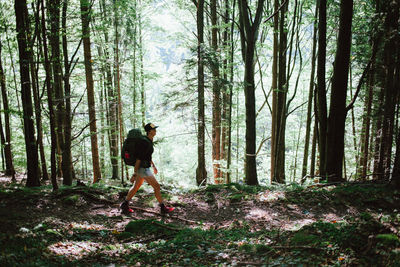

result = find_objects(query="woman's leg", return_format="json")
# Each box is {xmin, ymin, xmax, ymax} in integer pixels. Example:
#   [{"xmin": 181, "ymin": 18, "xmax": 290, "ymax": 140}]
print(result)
[
  {"xmin": 126, "ymin": 176, "xmax": 145, "ymax": 201},
  {"xmin": 143, "ymin": 175, "xmax": 163, "ymax": 203}
]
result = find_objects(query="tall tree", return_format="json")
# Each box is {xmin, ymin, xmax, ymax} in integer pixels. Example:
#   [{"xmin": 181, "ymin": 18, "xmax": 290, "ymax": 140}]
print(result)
[
  {"xmin": 41, "ymin": 0, "xmax": 58, "ymax": 190},
  {"xmin": 325, "ymin": 0, "xmax": 354, "ymax": 181},
  {"xmin": 14, "ymin": 0, "xmax": 40, "ymax": 187},
  {"xmin": 238, "ymin": 0, "xmax": 265, "ymax": 185},
  {"xmin": 380, "ymin": 0, "xmax": 399, "ymax": 180},
  {"xmin": 316, "ymin": 0, "xmax": 328, "ymax": 178},
  {"xmin": 195, "ymin": 0, "xmax": 207, "ymax": 186},
  {"xmin": 99, "ymin": 0, "xmax": 119, "ymax": 180},
  {"xmin": 61, "ymin": 0, "xmax": 74, "ymax": 185},
  {"xmin": 80, "ymin": 0, "xmax": 102, "ymax": 183},
  {"xmin": 48, "ymin": 0, "xmax": 65, "ymax": 180},
  {"xmin": 211, "ymin": 0, "xmax": 222, "ymax": 183},
  {"xmin": 272, "ymin": 0, "xmax": 289, "ymax": 184},
  {"xmin": 301, "ymin": 1, "xmax": 318, "ymax": 179},
  {"xmin": 0, "ymin": 42, "xmax": 15, "ymax": 180},
  {"xmin": 270, "ymin": 0, "xmax": 279, "ymax": 182},
  {"xmin": 114, "ymin": 0, "xmax": 123, "ymax": 181}
]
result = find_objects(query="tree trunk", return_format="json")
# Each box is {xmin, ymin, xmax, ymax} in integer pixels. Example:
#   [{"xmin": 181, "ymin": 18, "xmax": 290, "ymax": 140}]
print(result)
[
  {"xmin": 316, "ymin": 0, "xmax": 328, "ymax": 177},
  {"xmin": 31, "ymin": 2, "xmax": 48, "ymax": 182},
  {"xmin": 99, "ymin": 0, "xmax": 119, "ymax": 180},
  {"xmin": 80, "ymin": 0, "xmax": 102, "ymax": 183},
  {"xmin": 220, "ymin": 0, "xmax": 230, "ymax": 182},
  {"xmin": 238, "ymin": 0, "xmax": 265, "ymax": 185},
  {"xmin": 48, "ymin": 0, "xmax": 65, "ymax": 180},
  {"xmin": 139, "ymin": 5, "xmax": 145, "ymax": 126},
  {"xmin": 15, "ymin": 0, "xmax": 40, "ymax": 187},
  {"xmin": 226, "ymin": 0, "xmax": 236, "ymax": 184},
  {"xmin": 393, "ymin": 125, "xmax": 400, "ymax": 188},
  {"xmin": 114, "ymin": 0, "xmax": 125, "ymax": 184},
  {"xmin": 358, "ymin": 60, "xmax": 375, "ymax": 180},
  {"xmin": 61, "ymin": 0, "xmax": 73, "ymax": 185},
  {"xmin": 380, "ymin": 1, "xmax": 399, "ymax": 180},
  {"xmin": 301, "ymin": 1, "xmax": 318, "ymax": 179},
  {"xmin": 326, "ymin": 0, "xmax": 353, "ymax": 182},
  {"xmin": 41, "ymin": 0, "xmax": 58, "ymax": 190},
  {"xmin": 0, "ymin": 42, "xmax": 15, "ymax": 180},
  {"xmin": 196, "ymin": 0, "xmax": 207, "ymax": 186},
  {"xmin": 210, "ymin": 0, "xmax": 222, "ymax": 183},
  {"xmin": 270, "ymin": 0, "xmax": 279, "ymax": 183},
  {"xmin": 273, "ymin": 1, "xmax": 288, "ymax": 184}
]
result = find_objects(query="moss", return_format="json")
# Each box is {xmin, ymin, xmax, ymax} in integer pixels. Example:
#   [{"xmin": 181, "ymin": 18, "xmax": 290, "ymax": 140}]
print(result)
[
  {"xmin": 62, "ymin": 194, "xmax": 80, "ymax": 205},
  {"xmin": 125, "ymin": 219, "xmax": 179, "ymax": 236},
  {"xmin": 291, "ymin": 232, "xmax": 319, "ymax": 246},
  {"xmin": 228, "ymin": 193, "xmax": 244, "ymax": 203},
  {"xmin": 376, "ymin": 234, "xmax": 400, "ymax": 246}
]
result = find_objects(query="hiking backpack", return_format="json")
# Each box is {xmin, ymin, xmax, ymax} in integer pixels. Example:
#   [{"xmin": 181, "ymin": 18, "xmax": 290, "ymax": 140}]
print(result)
[{"xmin": 121, "ymin": 129, "xmax": 148, "ymax": 166}]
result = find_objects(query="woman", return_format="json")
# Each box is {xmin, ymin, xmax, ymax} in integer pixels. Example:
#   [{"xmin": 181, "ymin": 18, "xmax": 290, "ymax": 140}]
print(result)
[{"xmin": 119, "ymin": 123, "xmax": 174, "ymax": 214}]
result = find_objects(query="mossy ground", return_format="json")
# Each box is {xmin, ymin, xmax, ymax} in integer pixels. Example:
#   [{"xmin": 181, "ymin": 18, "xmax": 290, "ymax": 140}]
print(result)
[{"xmin": 1, "ymin": 177, "xmax": 400, "ymax": 266}]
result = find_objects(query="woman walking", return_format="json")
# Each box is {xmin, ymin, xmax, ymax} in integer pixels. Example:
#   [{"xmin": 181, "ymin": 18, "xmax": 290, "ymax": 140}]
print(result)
[{"xmin": 119, "ymin": 123, "xmax": 174, "ymax": 214}]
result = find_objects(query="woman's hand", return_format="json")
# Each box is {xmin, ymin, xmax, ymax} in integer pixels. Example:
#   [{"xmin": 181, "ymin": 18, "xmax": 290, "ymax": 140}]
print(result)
[{"xmin": 153, "ymin": 166, "xmax": 158, "ymax": 175}]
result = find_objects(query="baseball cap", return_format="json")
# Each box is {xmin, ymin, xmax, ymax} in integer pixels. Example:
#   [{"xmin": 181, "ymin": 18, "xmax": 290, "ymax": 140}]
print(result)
[{"xmin": 144, "ymin": 123, "xmax": 158, "ymax": 132}]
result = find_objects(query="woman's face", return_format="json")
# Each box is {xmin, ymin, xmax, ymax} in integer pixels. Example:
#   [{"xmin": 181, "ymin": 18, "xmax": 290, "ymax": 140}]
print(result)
[{"xmin": 148, "ymin": 128, "xmax": 157, "ymax": 138}]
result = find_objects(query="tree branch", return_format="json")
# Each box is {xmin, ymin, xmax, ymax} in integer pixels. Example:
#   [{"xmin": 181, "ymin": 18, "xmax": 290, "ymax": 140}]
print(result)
[{"xmin": 263, "ymin": 0, "xmax": 288, "ymax": 24}]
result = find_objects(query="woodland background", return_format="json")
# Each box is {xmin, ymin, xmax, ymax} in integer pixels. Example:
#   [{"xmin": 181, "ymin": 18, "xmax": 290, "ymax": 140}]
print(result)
[{"xmin": 0, "ymin": 0, "xmax": 399, "ymax": 189}]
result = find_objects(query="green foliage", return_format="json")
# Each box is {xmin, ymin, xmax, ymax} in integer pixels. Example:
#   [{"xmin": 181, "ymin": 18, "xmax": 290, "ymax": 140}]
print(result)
[
  {"xmin": 62, "ymin": 194, "xmax": 80, "ymax": 205},
  {"xmin": 376, "ymin": 234, "xmax": 400, "ymax": 247},
  {"xmin": 125, "ymin": 219, "xmax": 180, "ymax": 236}
]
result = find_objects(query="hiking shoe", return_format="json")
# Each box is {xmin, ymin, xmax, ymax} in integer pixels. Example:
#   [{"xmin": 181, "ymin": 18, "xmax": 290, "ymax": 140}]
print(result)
[
  {"xmin": 160, "ymin": 203, "xmax": 175, "ymax": 214},
  {"xmin": 119, "ymin": 200, "xmax": 133, "ymax": 214}
]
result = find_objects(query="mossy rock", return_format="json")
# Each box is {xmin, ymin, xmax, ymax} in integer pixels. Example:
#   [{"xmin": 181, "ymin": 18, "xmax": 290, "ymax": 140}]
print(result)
[
  {"xmin": 376, "ymin": 234, "xmax": 400, "ymax": 246},
  {"xmin": 228, "ymin": 193, "xmax": 244, "ymax": 203},
  {"xmin": 63, "ymin": 194, "xmax": 80, "ymax": 205}
]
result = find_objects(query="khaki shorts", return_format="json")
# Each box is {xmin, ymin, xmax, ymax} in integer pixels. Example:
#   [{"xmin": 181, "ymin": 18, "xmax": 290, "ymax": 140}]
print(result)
[{"xmin": 137, "ymin": 167, "xmax": 153, "ymax": 178}]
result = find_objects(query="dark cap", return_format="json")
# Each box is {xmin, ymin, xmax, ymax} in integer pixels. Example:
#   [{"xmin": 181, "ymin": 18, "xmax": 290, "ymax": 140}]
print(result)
[{"xmin": 144, "ymin": 123, "xmax": 158, "ymax": 132}]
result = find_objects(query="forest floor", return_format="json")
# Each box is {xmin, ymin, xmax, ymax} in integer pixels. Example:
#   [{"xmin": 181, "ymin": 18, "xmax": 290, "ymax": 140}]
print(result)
[{"xmin": 1, "ymin": 174, "xmax": 400, "ymax": 266}]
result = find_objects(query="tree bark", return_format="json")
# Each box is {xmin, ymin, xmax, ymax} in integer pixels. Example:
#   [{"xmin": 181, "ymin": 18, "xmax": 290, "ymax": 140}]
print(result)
[
  {"xmin": 99, "ymin": 0, "xmax": 119, "ymax": 180},
  {"xmin": 380, "ymin": 0, "xmax": 399, "ymax": 180},
  {"xmin": 316, "ymin": 0, "xmax": 328, "ymax": 177},
  {"xmin": 301, "ymin": 1, "xmax": 318, "ymax": 179},
  {"xmin": 15, "ymin": 0, "xmax": 40, "ymax": 187},
  {"xmin": 80, "ymin": 0, "xmax": 102, "ymax": 183},
  {"xmin": 114, "ymin": 0, "xmax": 125, "ymax": 184},
  {"xmin": 48, "ymin": 0, "xmax": 65, "ymax": 180},
  {"xmin": 238, "ymin": 0, "xmax": 265, "ymax": 185},
  {"xmin": 41, "ymin": 0, "xmax": 58, "ymax": 190},
  {"xmin": 270, "ymin": 0, "xmax": 279, "ymax": 183},
  {"xmin": 326, "ymin": 0, "xmax": 353, "ymax": 182},
  {"xmin": 358, "ymin": 58, "xmax": 375, "ymax": 180},
  {"xmin": 273, "ymin": 0, "xmax": 288, "ymax": 184},
  {"xmin": 0, "ymin": 42, "xmax": 15, "ymax": 180},
  {"xmin": 211, "ymin": 0, "xmax": 222, "ymax": 183},
  {"xmin": 196, "ymin": 0, "xmax": 207, "ymax": 186},
  {"xmin": 61, "ymin": 0, "xmax": 73, "ymax": 185}
]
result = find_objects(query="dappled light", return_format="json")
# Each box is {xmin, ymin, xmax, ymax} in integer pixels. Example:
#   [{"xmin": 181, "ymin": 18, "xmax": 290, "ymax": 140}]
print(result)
[{"xmin": 2, "ymin": 178, "xmax": 400, "ymax": 265}]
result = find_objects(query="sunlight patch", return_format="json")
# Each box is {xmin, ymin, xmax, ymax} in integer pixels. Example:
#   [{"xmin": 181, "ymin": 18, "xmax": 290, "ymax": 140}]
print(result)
[
  {"xmin": 284, "ymin": 218, "xmax": 316, "ymax": 231},
  {"xmin": 47, "ymin": 241, "xmax": 102, "ymax": 260},
  {"xmin": 257, "ymin": 190, "xmax": 286, "ymax": 202},
  {"xmin": 69, "ymin": 222, "xmax": 107, "ymax": 231},
  {"xmin": 245, "ymin": 208, "xmax": 272, "ymax": 220}
]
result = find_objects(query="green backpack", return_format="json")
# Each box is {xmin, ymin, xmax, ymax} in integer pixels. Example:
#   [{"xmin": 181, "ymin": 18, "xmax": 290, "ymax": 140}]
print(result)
[{"xmin": 121, "ymin": 129, "xmax": 148, "ymax": 166}]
